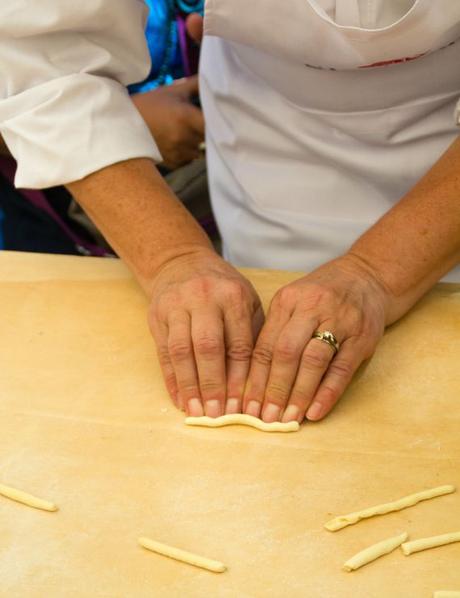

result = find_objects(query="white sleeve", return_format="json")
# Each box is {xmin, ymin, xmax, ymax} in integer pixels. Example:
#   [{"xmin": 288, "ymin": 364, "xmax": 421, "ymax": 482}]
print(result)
[
  {"xmin": 456, "ymin": 99, "xmax": 460, "ymax": 126},
  {"xmin": 0, "ymin": 0, "xmax": 162, "ymax": 189}
]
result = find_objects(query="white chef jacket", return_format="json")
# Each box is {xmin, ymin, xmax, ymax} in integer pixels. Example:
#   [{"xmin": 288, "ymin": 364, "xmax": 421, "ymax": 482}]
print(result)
[
  {"xmin": 201, "ymin": 0, "xmax": 460, "ymax": 281},
  {"xmin": 1, "ymin": 1, "xmax": 459, "ymax": 281},
  {"xmin": 0, "ymin": 1, "xmax": 161, "ymax": 189}
]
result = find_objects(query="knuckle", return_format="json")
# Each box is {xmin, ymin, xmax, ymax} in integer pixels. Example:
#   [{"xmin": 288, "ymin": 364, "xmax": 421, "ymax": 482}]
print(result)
[
  {"xmin": 252, "ymin": 343, "xmax": 273, "ymax": 366},
  {"xmin": 359, "ymin": 339, "xmax": 378, "ymax": 360},
  {"xmin": 274, "ymin": 339, "xmax": 299, "ymax": 363},
  {"xmin": 157, "ymin": 346, "xmax": 172, "ymax": 366},
  {"xmin": 164, "ymin": 372, "xmax": 177, "ymax": 391},
  {"xmin": 289, "ymin": 389, "xmax": 309, "ymax": 405},
  {"xmin": 187, "ymin": 276, "xmax": 217, "ymax": 299},
  {"xmin": 276, "ymin": 286, "xmax": 298, "ymax": 308},
  {"xmin": 301, "ymin": 347, "xmax": 331, "ymax": 371},
  {"xmin": 317, "ymin": 384, "xmax": 340, "ymax": 406},
  {"xmin": 199, "ymin": 380, "xmax": 225, "ymax": 402},
  {"xmin": 328, "ymin": 358, "xmax": 355, "ymax": 380},
  {"xmin": 168, "ymin": 340, "xmax": 192, "ymax": 361},
  {"xmin": 179, "ymin": 382, "xmax": 200, "ymax": 399},
  {"xmin": 148, "ymin": 304, "xmax": 162, "ymax": 328},
  {"xmin": 227, "ymin": 339, "xmax": 253, "ymax": 362},
  {"xmin": 195, "ymin": 336, "xmax": 222, "ymax": 357},
  {"xmin": 265, "ymin": 382, "xmax": 289, "ymax": 403},
  {"xmin": 224, "ymin": 281, "xmax": 246, "ymax": 303}
]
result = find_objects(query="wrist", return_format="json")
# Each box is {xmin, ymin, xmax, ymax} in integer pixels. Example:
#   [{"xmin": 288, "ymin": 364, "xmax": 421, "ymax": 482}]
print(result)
[
  {"xmin": 341, "ymin": 251, "xmax": 397, "ymax": 325},
  {"xmin": 144, "ymin": 243, "xmax": 218, "ymax": 296}
]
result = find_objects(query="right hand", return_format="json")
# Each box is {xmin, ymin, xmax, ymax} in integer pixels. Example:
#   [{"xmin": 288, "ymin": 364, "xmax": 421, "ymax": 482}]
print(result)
[
  {"xmin": 131, "ymin": 76, "xmax": 204, "ymax": 170},
  {"xmin": 148, "ymin": 249, "xmax": 264, "ymax": 417}
]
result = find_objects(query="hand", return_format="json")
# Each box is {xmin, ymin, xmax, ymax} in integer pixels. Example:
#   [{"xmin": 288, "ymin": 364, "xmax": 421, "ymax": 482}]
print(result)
[
  {"xmin": 148, "ymin": 249, "xmax": 264, "ymax": 417},
  {"xmin": 242, "ymin": 254, "xmax": 392, "ymax": 423},
  {"xmin": 131, "ymin": 76, "xmax": 204, "ymax": 170},
  {"xmin": 186, "ymin": 13, "xmax": 204, "ymax": 45}
]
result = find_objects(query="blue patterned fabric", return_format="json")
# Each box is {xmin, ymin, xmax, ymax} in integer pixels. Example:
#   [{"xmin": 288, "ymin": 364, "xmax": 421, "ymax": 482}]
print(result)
[{"xmin": 129, "ymin": 0, "xmax": 204, "ymax": 94}]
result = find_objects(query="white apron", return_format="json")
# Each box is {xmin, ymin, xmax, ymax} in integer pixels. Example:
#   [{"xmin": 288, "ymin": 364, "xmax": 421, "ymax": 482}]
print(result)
[{"xmin": 200, "ymin": 0, "xmax": 460, "ymax": 281}]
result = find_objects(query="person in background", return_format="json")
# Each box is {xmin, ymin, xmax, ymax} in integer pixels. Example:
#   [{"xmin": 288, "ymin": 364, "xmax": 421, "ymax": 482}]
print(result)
[
  {"xmin": 126, "ymin": 0, "xmax": 219, "ymax": 248},
  {"xmin": 0, "ymin": 0, "xmax": 216, "ymax": 254}
]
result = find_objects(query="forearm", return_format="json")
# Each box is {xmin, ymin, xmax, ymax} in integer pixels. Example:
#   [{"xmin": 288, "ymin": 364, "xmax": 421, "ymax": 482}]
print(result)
[
  {"xmin": 67, "ymin": 158, "xmax": 213, "ymax": 295},
  {"xmin": 349, "ymin": 136, "xmax": 460, "ymax": 324}
]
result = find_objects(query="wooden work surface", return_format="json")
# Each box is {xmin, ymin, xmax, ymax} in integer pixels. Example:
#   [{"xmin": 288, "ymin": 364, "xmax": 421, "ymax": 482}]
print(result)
[{"xmin": 0, "ymin": 251, "xmax": 459, "ymax": 597}]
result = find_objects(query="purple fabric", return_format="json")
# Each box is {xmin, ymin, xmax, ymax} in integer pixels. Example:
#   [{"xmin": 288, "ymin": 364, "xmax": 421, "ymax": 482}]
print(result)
[
  {"xmin": 0, "ymin": 157, "xmax": 111, "ymax": 257},
  {"xmin": 176, "ymin": 15, "xmax": 191, "ymax": 77}
]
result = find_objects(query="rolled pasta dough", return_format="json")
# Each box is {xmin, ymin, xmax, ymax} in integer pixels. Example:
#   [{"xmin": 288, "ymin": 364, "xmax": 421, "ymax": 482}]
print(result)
[
  {"xmin": 402, "ymin": 531, "xmax": 460, "ymax": 556},
  {"xmin": 0, "ymin": 482, "xmax": 58, "ymax": 512},
  {"xmin": 343, "ymin": 532, "xmax": 408, "ymax": 572},
  {"xmin": 139, "ymin": 537, "xmax": 226, "ymax": 573},
  {"xmin": 325, "ymin": 485, "xmax": 455, "ymax": 531},
  {"xmin": 433, "ymin": 593, "xmax": 460, "ymax": 597},
  {"xmin": 185, "ymin": 414, "xmax": 299, "ymax": 432}
]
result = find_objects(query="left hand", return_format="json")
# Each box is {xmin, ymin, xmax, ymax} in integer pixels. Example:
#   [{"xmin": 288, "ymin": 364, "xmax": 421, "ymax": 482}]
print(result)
[{"xmin": 242, "ymin": 253, "xmax": 392, "ymax": 423}]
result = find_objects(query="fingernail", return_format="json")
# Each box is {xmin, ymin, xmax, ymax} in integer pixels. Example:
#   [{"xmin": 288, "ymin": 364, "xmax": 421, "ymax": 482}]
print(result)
[
  {"xmin": 262, "ymin": 403, "xmax": 281, "ymax": 423},
  {"xmin": 282, "ymin": 405, "xmax": 300, "ymax": 423},
  {"xmin": 245, "ymin": 400, "xmax": 261, "ymax": 417},
  {"xmin": 225, "ymin": 398, "xmax": 241, "ymax": 414},
  {"xmin": 306, "ymin": 402, "xmax": 324, "ymax": 421},
  {"xmin": 188, "ymin": 398, "xmax": 204, "ymax": 417},
  {"xmin": 205, "ymin": 399, "xmax": 222, "ymax": 418}
]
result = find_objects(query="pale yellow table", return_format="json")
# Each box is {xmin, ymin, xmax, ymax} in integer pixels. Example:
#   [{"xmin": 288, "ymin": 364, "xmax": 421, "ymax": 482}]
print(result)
[{"xmin": 0, "ymin": 251, "xmax": 459, "ymax": 598}]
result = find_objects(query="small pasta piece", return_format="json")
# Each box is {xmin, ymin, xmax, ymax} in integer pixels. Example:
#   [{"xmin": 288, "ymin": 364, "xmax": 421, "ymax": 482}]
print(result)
[{"xmin": 343, "ymin": 532, "xmax": 408, "ymax": 572}]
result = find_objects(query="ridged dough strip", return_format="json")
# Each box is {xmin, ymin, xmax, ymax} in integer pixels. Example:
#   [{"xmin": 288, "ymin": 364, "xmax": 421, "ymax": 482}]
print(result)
[
  {"xmin": 325, "ymin": 485, "xmax": 455, "ymax": 531},
  {"xmin": 185, "ymin": 414, "xmax": 299, "ymax": 432}
]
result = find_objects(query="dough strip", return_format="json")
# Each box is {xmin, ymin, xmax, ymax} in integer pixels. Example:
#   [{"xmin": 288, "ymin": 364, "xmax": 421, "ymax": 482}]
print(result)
[
  {"xmin": 325, "ymin": 484, "xmax": 455, "ymax": 531},
  {"xmin": 343, "ymin": 531, "xmax": 408, "ymax": 572},
  {"xmin": 185, "ymin": 414, "xmax": 299, "ymax": 432},
  {"xmin": 138, "ymin": 537, "xmax": 226, "ymax": 573},
  {"xmin": 433, "ymin": 592, "xmax": 460, "ymax": 597},
  {"xmin": 402, "ymin": 531, "xmax": 460, "ymax": 556},
  {"xmin": 0, "ymin": 482, "xmax": 58, "ymax": 512}
]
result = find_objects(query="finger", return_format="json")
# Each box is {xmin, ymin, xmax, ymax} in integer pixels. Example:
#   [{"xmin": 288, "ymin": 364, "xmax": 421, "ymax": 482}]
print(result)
[
  {"xmin": 149, "ymin": 316, "xmax": 180, "ymax": 409},
  {"xmin": 186, "ymin": 13, "xmax": 204, "ymax": 44},
  {"xmin": 243, "ymin": 305, "xmax": 292, "ymax": 420},
  {"xmin": 280, "ymin": 336, "xmax": 337, "ymax": 422},
  {"xmin": 167, "ymin": 310, "xmax": 203, "ymax": 417},
  {"xmin": 224, "ymin": 305, "xmax": 256, "ymax": 414},
  {"xmin": 261, "ymin": 312, "xmax": 318, "ymax": 423},
  {"xmin": 306, "ymin": 338, "xmax": 370, "ymax": 421},
  {"xmin": 191, "ymin": 306, "xmax": 226, "ymax": 418}
]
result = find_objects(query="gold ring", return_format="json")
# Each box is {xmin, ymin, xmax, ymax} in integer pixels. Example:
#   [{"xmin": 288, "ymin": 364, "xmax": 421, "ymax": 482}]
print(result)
[{"xmin": 312, "ymin": 330, "xmax": 340, "ymax": 354}]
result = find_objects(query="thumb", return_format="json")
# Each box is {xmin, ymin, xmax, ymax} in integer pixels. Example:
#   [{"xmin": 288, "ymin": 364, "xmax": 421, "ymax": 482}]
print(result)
[{"xmin": 186, "ymin": 13, "xmax": 204, "ymax": 44}]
